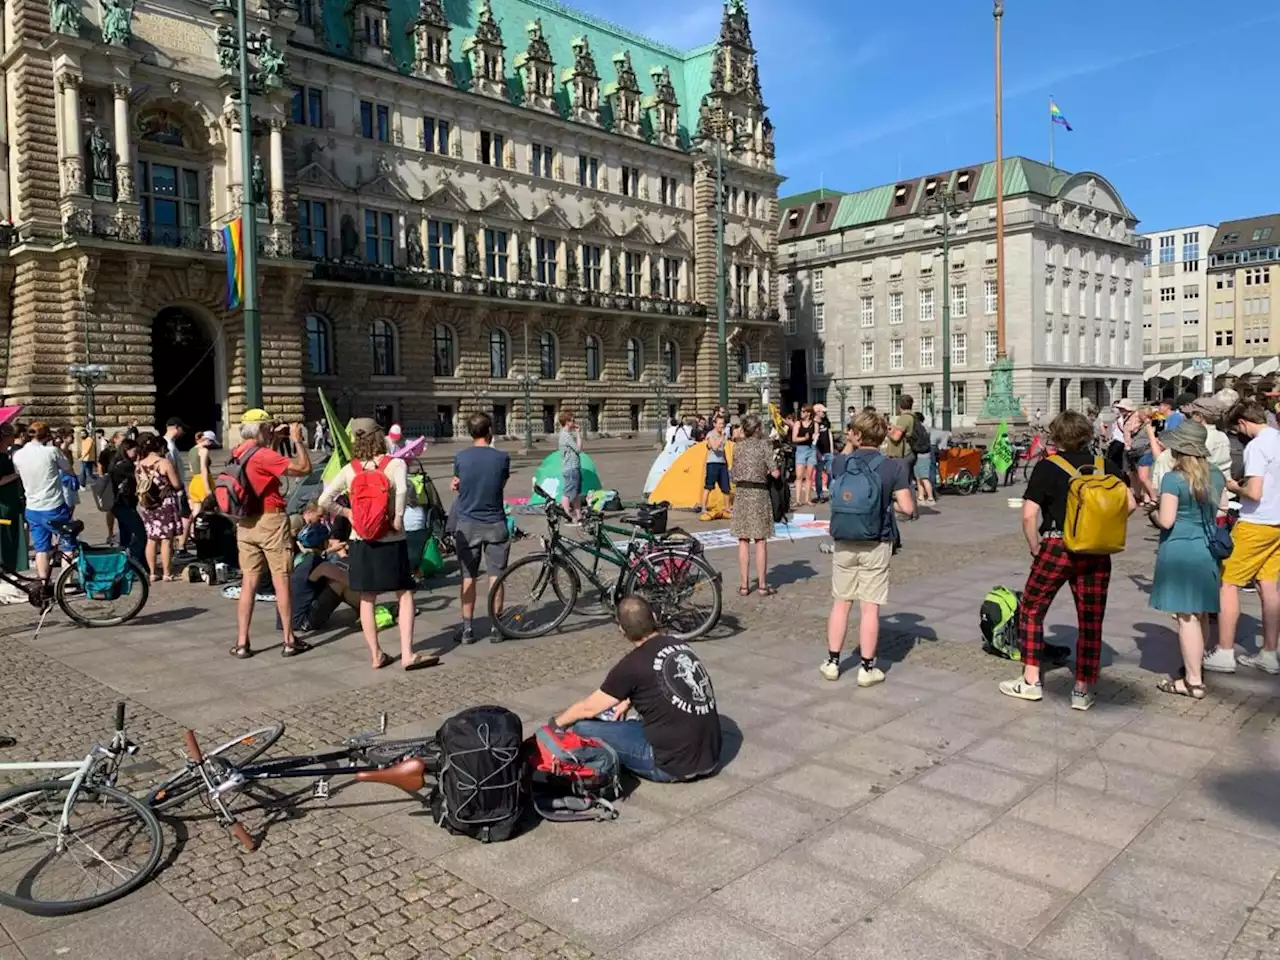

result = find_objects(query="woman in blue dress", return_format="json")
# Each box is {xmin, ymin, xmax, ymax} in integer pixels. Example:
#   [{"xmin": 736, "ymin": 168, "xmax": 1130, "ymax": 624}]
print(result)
[{"xmin": 1150, "ymin": 421, "xmax": 1226, "ymax": 699}]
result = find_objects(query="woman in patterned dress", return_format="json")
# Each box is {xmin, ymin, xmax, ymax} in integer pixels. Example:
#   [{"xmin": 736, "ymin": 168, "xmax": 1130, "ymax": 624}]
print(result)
[
  {"xmin": 135, "ymin": 432, "xmax": 182, "ymax": 581},
  {"xmin": 730, "ymin": 414, "xmax": 780, "ymax": 596}
]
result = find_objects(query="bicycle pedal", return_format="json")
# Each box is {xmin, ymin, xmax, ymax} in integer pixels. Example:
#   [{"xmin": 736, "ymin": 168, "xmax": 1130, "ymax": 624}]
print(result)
[{"xmin": 311, "ymin": 778, "xmax": 330, "ymax": 800}]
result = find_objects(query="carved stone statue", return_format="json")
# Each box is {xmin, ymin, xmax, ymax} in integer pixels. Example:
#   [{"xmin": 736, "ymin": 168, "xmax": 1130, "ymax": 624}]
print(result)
[
  {"xmin": 340, "ymin": 214, "xmax": 360, "ymax": 258},
  {"xmin": 51, "ymin": 0, "xmax": 82, "ymax": 36},
  {"xmin": 99, "ymin": 0, "xmax": 133, "ymax": 46},
  {"xmin": 255, "ymin": 31, "xmax": 287, "ymax": 88},
  {"xmin": 517, "ymin": 238, "xmax": 531, "ymax": 281},
  {"xmin": 608, "ymin": 255, "xmax": 620, "ymax": 292},
  {"xmin": 565, "ymin": 246, "xmax": 579, "ymax": 286},
  {"xmin": 215, "ymin": 25, "xmax": 239, "ymax": 72},
  {"xmin": 88, "ymin": 126, "xmax": 113, "ymax": 184},
  {"xmin": 649, "ymin": 258, "xmax": 661, "ymax": 296},
  {"xmin": 407, "ymin": 224, "xmax": 424, "ymax": 268},
  {"xmin": 251, "ymin": 155, "xmax": 266, "ymax": 205},
  {"xmin": 464, "ymin": 233, "xmax": 480, "ymax": 274}
]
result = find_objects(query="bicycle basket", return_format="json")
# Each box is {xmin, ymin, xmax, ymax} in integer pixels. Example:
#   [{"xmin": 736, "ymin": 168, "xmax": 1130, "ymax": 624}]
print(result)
[{"xmin": 77, "ymin": 546, "xmax": 134, "ymax": 601}]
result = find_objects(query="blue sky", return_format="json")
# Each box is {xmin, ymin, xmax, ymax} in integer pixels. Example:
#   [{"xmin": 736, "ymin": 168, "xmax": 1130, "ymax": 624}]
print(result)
[{"xmin": 572, "ymin": 0, "xmax": 1278, "ymax": 232}]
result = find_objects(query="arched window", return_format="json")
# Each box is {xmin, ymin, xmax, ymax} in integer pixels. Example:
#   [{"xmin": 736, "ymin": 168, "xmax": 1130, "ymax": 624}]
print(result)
[
  {"xmin": 538, "ymin": 331, "xmax": 558, "ymax": 379},
  {"xmin": 433, "ymin": 324, "xmax": 455, "ymax": 377},
  {"xmin": 736, "ymin": 343, "xmax": 750, "ymax": 382},
  {"xmin": 489, "ymin": 328, "xmax": 509, "ymax": 378},
  {"xmin": 370, "ymin": 319, "xmax": 397, "ymax": 376},
  {"xmin": 306, "ymin": 314, "xmax": 333, "ymax": 375},
  {"xmin": 662, "ymin": 339, "xmax": 679, "ymax": 382},
  {"xmin": 625, "ymin": 337, "xmax": 642, "ymax": 381},
  {"xmin": 585, "ymin": 335, "xmax": 602, "ymax": 381}
]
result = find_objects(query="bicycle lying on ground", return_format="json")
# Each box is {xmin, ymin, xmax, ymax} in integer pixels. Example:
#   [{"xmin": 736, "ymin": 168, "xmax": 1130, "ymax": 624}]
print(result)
[
  {"xmin": 0, "ymin": 518, "xmax": 149, "ymax": 628},
  {"xmin": 146, "ymin": 716, "xmax": 441, "ymax": 850},
  {"xmin": 488, "ymin": 489, "xmax": 722, "ymax": 642},
  {"xmin": 0, "ymin": 703, "xmax": 162, "ymax": 916}
]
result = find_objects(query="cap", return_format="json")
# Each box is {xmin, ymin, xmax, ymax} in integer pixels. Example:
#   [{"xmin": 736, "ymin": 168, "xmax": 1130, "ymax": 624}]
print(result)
[
  {"xmin": 1115, "ymin": 398, "xmax": 1137, "ymax": 412},
  {"xmin": 388, "ymin": 423, "xmax": 402, "ymax": 439},
  {"xmin": 198, "ymin": 430, "xmax": 217, "ymax": 443},
  {"xmin": 350, "ymin": 417, "xmax": 380, "ymax": 437},
  {"xmin": 242, "ymin": 408, "xmax": 272, "ymax": 424}
]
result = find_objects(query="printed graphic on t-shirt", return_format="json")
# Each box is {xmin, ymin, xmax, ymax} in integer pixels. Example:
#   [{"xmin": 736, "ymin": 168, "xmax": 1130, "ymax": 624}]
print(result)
[{"xmin": 653, "ymin": 644, "xmax": 716, "ymax": 716}]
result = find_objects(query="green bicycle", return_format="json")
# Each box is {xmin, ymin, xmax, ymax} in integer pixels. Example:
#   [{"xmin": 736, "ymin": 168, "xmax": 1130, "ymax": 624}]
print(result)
[{"xmin": 488, "ymin": 488, "xmax": 722, "ymax": 642}]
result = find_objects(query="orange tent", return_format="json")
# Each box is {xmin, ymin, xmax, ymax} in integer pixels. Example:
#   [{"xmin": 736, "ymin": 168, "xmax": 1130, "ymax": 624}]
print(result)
[{"xmin": 647, "ymin": 441, "xmax": 735, "ymax": 513}]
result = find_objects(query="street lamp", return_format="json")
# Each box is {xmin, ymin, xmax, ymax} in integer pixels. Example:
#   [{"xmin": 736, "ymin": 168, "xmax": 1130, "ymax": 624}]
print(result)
[
  {"xmin": 515, "ymin": 372, "xmax": 539, "ymax": 454},
  {"xmin": 645, "ymin": 373, "xmax": 671, "ymax": 448},
  {"xmin": 692, "ymin": 125, "xmax": 751, "ymax": 410},
  {"xmin": 68, "ymin": 363, "xmax": 108, "ymax": 436},
  {"xmin": 922, "ymin": 181, "xmax": 966, "ymax": 431}
]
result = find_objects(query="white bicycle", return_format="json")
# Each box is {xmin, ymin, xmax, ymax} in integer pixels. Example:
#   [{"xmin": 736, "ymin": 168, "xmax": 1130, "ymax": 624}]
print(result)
[{"xmin": 0, "ymin": 703, "xmax": 162, "ymax": 916}]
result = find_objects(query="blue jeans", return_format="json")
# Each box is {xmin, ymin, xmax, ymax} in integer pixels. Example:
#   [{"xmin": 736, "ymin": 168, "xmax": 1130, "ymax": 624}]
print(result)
[
  {"xmin": 570, "ymin": 720, "xmax": 677, "ymax": 783},
  {"xmin": 814, "ymin": 453, "xmax": 833, "ymax": 498},
  {"xmin": 112, "ymin": 504, "xmax": 146, "ymax": 564},
  {"xmin": 79, "ymin": 461, "xmax": 95, "ymax": 487}
]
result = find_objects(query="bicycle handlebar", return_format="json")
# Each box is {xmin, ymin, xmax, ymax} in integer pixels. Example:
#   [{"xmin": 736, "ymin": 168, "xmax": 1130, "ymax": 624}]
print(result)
[
  {"xmin": 115, "ymin": 702, "xmax": 125, "ymax": 732},
  {"xmin": 183, "ymin": 729, "xmax": 205, "ymax": 764}
]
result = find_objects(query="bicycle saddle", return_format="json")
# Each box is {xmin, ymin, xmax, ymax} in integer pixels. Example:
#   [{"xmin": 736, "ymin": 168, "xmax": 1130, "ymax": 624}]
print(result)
[
  {"xmin": 355, "ymin": 757, "xmax": 426, "ymax": 793},
  {"xmin": 56, "ymin": 519, "xmax": 86, "ymax": 538}
]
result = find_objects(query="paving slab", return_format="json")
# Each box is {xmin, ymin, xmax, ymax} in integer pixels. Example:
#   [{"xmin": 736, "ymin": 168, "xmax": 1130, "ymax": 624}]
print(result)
[
  {"xmin": 819, "ymin": 733, "xmax": 944, "ymax": 782},
  {"xmin": 861, "ymin": 783, "xmax": 1001, "ymax": 849},
  {"xmin": 701, "ymin": 785, "xmax": 842, "ymax": 851},
  {"xmin": 1058, "ymin": 755, "xmax": 1188, "ymax": 807},
  {"xmin": 962, "ymin": 734, "xmax": 1076, "ymax": 778},
  {"xmin": 955, "ymin": 815, "xmax": 1119, "ymax": 894},
  {"xmin": 521, "ymin": 862, "xmax": 687, "ymax": 952},
  {"xmin": 1127, "ymin": 815, "xmax": 1280, "ymax": 894},
  {"xmin": 913, "ymin": 759, "xmax": 1038, "ymax": 807},
  {"xmin": 1093, "ymin": 729, "xmax": 1216, "ymax": 777},
  {"xmin": 1010, "ymin": 782, "xmax": 1160, "ymax": 847},
  {"xmin": 768, "ymin": 761, "xmax": 886, "ymax": 810},
  {"xmin": 621, "ymin": 819, "xmax": 772, "ymax": 895},
  {"xmin": 618, "ymin": 905, "xmax": 806, "ymax": 960},
  {"xmin": 816, "ymin": 901, "xmax": 1018, "ymax": 960},
  {"xmin": 798, "ymin": 822, "xmax": 944, "ymax": 894}
]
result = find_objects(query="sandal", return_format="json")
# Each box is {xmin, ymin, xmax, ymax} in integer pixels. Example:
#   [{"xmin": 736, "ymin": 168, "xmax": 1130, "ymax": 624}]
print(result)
[
  {"xmin": 404, "ymin": 654, "xmax": 441, "ymax": 672},
  {"xmin": 372, "ymin": 651, "xmax": 393, "ymax": 670},
  {"xmin": 281, "ymin": 638, "xmax": 312, "ymax": 658},
  {"xmin": 737, "ymin": 586, "xmax": 751, "ymax": 597},
  {"xmin": 229, "ymin": 644, "xmax": 253, "ymax": 659},
  {"xmin": 758, "ymin": 585, "xmax": 777, "ymax": 597},
  {"xmin": 1157, "ymin": 676, "xmax": 1206, "ymax": 699}
]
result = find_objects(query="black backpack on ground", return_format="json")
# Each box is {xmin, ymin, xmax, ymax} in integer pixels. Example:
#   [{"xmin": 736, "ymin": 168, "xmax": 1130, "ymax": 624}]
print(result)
[
  {"xmin": 909, "ymin": 420, "xmax": 932, "ymax": 455},
  {"xmin": 768, "ymin": 473, "xmax": 791, "ymax": 523},
  {"xmin": 430, "ymin": 706, "xmax": 526, "ymax": 843}
]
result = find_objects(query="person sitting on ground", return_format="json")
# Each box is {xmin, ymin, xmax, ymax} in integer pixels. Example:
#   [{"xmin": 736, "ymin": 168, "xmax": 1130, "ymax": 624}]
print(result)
[{"xmin": 553, "ymin": 596, "xmax": 722, "ymax": 783}]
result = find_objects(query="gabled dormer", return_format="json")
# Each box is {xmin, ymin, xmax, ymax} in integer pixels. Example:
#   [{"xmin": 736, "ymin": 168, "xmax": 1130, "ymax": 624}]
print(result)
[
  {"xmin": 463, "ymin": 0, "xmax": 506, "ymax": 100},
  {"xmin": 351, "ymin": 0, "xmax": 390, "ymax": 63},
  {"xmin": 410, "ymin": 0, "xmax": 453, "ymax": 86},
  {"xmin": 646, "ymin": 65, "xmax": 680, "ymax": 148},
  {"xmin": 562, "ymin": 36, "xmax": 601, "ymax": 126},
  {"xmin": 605, "ymin": 51, "xmax": 643, "ymax": 139},
  {"xmin": 514, "ymin": 18, "xmax": 556, "ymax": 114}
]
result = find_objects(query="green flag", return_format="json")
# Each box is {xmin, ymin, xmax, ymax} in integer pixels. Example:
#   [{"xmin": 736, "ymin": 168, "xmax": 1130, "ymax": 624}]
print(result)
[
  {"xmin": 989, "ymin": 421, "xmax": 1014, "ymax": 477},
  {"xmin": 317, "ymin": 388, "xmax": 354, "ymax": 483}
]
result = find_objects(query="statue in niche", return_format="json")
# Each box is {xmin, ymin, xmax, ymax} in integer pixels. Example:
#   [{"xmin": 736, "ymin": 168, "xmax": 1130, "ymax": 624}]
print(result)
[
  {"xmin": 251, "ymin": 155, "xmax": 266, "ymax": 205},
  {"xmin": 608, "ymin": 254, "xmax": 620, "ymax": 292},
  {"xmin": 517, "ymin": 238, "xmax": 532, "ymax": 281},
  {"xmin": 340, "ymin": 214, "xmax": 360, "ymax": 258},
  {"xmin": 407, "ymin": 225, "xmax": 424, "ymax": 268},
  {"xmin": 464, "ymin": 233, "xmax": 480, "ymax": 274},
  {"xmin": 649, "ymin": 257, "xmax": 661, "ymax": 296},
  {"xmin": 88, "ymin": 126, "xmax": 113, "ymax": 184},
  {"xmin": 51, "ymin": 0, "xmax": 82, "ymax": 36},
  {"xmin": 565, "ymin": 246, "xmax": 579, "ymax": 286},
  {"xmin": 255, "ymin": 30, "xmax": 287, "ymax": 88},
  {"xmin": 99, "ymin": 0, "xmax": 133, "ymax": 46}
]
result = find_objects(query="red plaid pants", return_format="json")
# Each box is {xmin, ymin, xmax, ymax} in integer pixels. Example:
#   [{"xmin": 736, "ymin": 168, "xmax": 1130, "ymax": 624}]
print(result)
[{"xmin": 1018, "ymin": 538, "xmax": 1112, "ymax": 685}]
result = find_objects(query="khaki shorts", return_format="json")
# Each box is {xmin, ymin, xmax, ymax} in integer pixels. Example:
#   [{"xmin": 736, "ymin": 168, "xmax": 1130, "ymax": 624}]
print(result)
[
  {"xmin": 237, "ymin": 512, "xmax": 293, "ymax": 583},
  {"xmin": 831, "ymin": 540, "xmax": 891, "ymax": 605}
]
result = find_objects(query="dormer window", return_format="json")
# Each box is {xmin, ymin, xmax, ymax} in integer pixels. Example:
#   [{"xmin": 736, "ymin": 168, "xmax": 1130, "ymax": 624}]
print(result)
[
  {"xmin": 515, "ymin": 18, "xmax": 556, "ymax": 114},
  {"xmin": 786, "ymin": 209, "xmax": 800, "ymax": 227},
  {"xmin": 816, "ymin": 202, "xmax": 830, "ymax": 223},
  {"xmin": 924, "ymin": 179, "xmax": 937, "ymax": 198},
  {"xmin": 957, "ymin": 170, "xmax": 973, "ymax": 192},
  {"xmin": 893, "ymin": 186, "xmax": 908, "ymax": 207}
]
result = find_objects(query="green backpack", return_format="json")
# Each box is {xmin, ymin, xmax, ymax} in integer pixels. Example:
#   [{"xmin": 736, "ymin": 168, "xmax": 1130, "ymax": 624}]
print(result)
[{"xmin": 980, "ymin": 586, "xmax": 1021, "ymax": 660}]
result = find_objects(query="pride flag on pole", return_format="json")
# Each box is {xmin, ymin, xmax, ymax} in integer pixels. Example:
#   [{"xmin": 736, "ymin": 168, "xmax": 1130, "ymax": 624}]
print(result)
[
  {"xmin": 1049, "ymin": 100, "xmax": 1073, "ymax": 132},
  {"xmin": 222, "ymin": 218, "xmax": 244, "ymax": 309}
]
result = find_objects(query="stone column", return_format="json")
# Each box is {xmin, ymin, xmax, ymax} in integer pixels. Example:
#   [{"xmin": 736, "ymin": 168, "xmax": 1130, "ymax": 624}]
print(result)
[
  {"xmin": 112, "ymin": 84, "xmax": 133, "ymax": 202},
  {"xmin": 268, "ymin": 119, "xmax": 286, "ymax": 223},
  {"xmin": 227, "ymin": 114, "xmax": 243, "ymax": 214},
  {"xmin": 59, "ymin": 75, "xmax": 84, "ymax": 196}
]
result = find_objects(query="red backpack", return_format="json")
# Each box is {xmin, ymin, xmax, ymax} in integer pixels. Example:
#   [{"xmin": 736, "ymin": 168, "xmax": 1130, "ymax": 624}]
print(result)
[
  {"xmin": 213, "ymin": 445, "xmax": 262, "ymax": 521},
  {"xmin": 523, "ymin": 725, "xmax": 620, "ymax": 823},
  {"xmin": 349, "ymin": 456, "xmax": 394, "ymax": 540}
]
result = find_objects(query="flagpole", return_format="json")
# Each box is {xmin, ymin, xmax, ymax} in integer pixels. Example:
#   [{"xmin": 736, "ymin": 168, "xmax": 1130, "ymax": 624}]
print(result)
[{"xmin": 1049, "ymin": 95, "xmax": 1054, "ymax": 168}]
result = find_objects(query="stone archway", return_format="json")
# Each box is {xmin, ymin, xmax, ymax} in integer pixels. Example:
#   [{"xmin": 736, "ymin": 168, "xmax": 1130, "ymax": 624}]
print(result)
[{"xmin": 150, "ymin": 305, "xmax": 226, "ymax": 441}]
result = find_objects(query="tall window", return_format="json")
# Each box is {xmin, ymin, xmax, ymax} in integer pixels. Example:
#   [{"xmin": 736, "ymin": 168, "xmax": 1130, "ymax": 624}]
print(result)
[
  {"xmin": 585, "ymin": 336, "xmax": 602, "ymax": 380},
  {"xmin": 433, "ymin": 324, "xmax": 455, "ymax": 377},
  {"xmin": 861, "ymin": 341, "xmax": 874, "ymax": 373},
  {"xmin": 1045, "ymin": 280, "xmax": 1054, "ymax": 313},
  {"xmin": 1159, "ymin": 234, "xmax": 1175, "ymax": 264},
  {"xmin": 535, "ymin": 237, "xmax": 557, "ymax": 284},
  {"xmin": 137, "ymin": 161, "xmax": 201, "ymax": 245},
  {"xmin": 364, "ymin": 210, "xmax": 394, "ymax": 264},
  {"xmin": 538, "ymin": 331, "xmax": 557, "ymax": 379},
  {"xmin": 919, "ymin": 288, "xmax": 935, "ymax": 322},
  {"xmin": 624, "ymin": 252, "xmax": 642, "ymax": 295},
  {"xmin": 860, "ymin": 296, "xmax": 874, "ymax": 327},
  {"xmin": 984, "ymin": 330, "xmax": 998, "ymax": 365},
  {"xmin": 784, "ymin": 307, "xmax": 796, "ymax": 335},
  {"xmin": 620, "ymin": 166, "xmax": 640, "ymax": 197},
  {"xmin": 423, "ymin": 116, "xmax": 450, "ymax": 153},
  {"xmin": 659, "ymin": 176, "xmax": 678, "ymax": 206},
  {"xmin": 889, "ymin": 291, "xmax": 903, "ymax": 324},
  {"xmin": 297, "ymin": 200, "xmax": 328, "ymax": 259},
  {"xmin": 427, "ymin": 219, "xmax": 454, "ymax": 272},
  {"xmin": 480, "ymin": 130, "xmax": 505, "ymax": 167},
  {"xmin": 662, "ymin": 339, "xmax": 679, "ymax": 381},
  {"xmin": 531, "ymin": 143, "xmax": 553, "ymax": 178},
  {"xmin": 662, "ymin": 257, "xmax": 681, "ymax": 299},
  {"xmin": 484, "ymin": 229, "xmax": 508, "ymax": 279},
  {"xmin": 952, "ymin": 332, "xmax": 967, "ymax": 365},
  {"xmin": 626, "ymin": 338, "xmax": 642, "ymax": 380},
  {"xmin": 578, "ymin": 155, "xmax": 600, "ymax": 188},
  {"xmin": 984, "ymin": 279, "xmax": 998, "ymax": 314},
  {"xmin": 489, "ymin": 329, "xmax": 509, "ymax": 377},
  {"xmin": 1182, "ymin": 231, "xmax": 1200, "ymax": 267},
  {"xmin": 736, "ymin": 344, "xmax": 750, "ymax": 382},
  {"xmin": 582, "ymin": 245, "xmax": 602, "ymax": 290},
  {"xmin": 813, "ymin": 269, "xmax": 824, "ymax": 297},
  {"xmin": 952, "ymin": 381, "xmax": 966, "ymax": 417},
  {"xmin": 359, "ymin": 101, "xmax": 389, "ymax": 141},
  {"xmin": 370, "ymin": 319, "xmax": 396, "ymax": 375},
  {"xmin": 920, "ymin": 336, "xmax": 934, "ymax": 368},
  {"xmin": 306, "ymin": 314, "xmax": 332, "ymax": 375},
  {"xmin": 890, "ymin": 339, "xmax": 904, "ymax": 371},
  {"xmin": 291, "ymin": 86, "xmax": 324, "ymax": 127},
  {"xmin": 814, "ymin": 303, "xmax": 825, "ymax": 333}
]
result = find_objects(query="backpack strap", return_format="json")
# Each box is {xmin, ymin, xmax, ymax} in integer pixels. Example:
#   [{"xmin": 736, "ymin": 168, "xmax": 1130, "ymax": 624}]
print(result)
[
  {"xmin": 375, "ymin": 455, "xmax": 394, "ymax": 474},
  {"xmin": 535, "ymin": 725, "xmax": 581, "ymax": 764},
  {"xmin": 1047, "ymin": 455, "xmax": 1079, "ymax": 478},
  {"xmin": 351, "ymin": 458, "xmax": 366, "ymax": 476}
]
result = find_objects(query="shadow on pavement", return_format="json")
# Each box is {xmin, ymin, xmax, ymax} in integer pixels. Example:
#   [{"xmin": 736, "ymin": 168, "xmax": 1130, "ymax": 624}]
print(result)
[
  {"xmin": 1204, "ymin": 767, "xmax": 1280, "ymax": 829},
  {"xmin": 766, "ymin": 559, "xmax": 818, "ymax": 587},
  {"xmin": 130, "ymin": 605, "xmax": 207, "ymax": 626}
]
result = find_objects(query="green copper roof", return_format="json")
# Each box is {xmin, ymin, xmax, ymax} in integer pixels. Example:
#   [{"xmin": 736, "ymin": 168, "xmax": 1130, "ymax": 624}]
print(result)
[
  {"xmin": 778, "ymin": 187, "xmax": 845, "ymax": 210},
  {"xmin": 321, "ymin": 0, "xmax": 723, "ymax": 146},
  {"xmin": 831, "ymin": 184, "xmax": 894, "ymax": 229}
]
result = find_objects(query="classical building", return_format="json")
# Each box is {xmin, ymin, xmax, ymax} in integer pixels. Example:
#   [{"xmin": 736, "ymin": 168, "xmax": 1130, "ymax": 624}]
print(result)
[
  {"xmin": 776, "ymin": 158, "xmax": 1145, "ymax": 424},
  {"xmin": 1, "ymin": 0, "xmax": 782, "ymax": 437},
  {"xmin": 1202, "ymin": 213, "xmax": 1280, "ymax": 390},
  {"xmin": 1138, "ymin": 224, "xmax": 1216, "ymax": 399}
]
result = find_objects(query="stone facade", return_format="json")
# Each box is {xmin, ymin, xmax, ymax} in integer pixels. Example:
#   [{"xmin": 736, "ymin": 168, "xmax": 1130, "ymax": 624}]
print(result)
[
  {"xmin": 0, "ymin": 0, "xmax": 783, "ymax": 437},
  {"xmin": 1139, "ymin": 224, "xmax": 1216, "ymax": 398},
  {"xmin": 777, "ymin": 159, "xmax": 1146, "ymax": 425}
]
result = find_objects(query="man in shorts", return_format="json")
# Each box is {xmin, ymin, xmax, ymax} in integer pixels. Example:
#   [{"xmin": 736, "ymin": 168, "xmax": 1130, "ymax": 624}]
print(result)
[
  {"xmin": 451, "ymin": 412, "xmax": 511, "ymax": 644},
  {"xmin": 696, "ymin": 413, "xmax": 731, "ymax": 515},
  {"xmin": 822, "ymin": 410, "xmax": 914, "ymax": 686}
]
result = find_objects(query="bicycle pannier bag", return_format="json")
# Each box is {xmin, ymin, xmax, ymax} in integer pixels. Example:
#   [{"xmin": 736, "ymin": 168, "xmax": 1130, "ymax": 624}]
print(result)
[
  {"xmin": 524, "ymin": 724, "xmax": 621, "ymax": 823},
  {"xmin": 1048, "ymin": 455, "xmax": 1128, "ymax": 555},
  {"xmin": 430, "ymin": 706, "xmax": 526, "ymax": 842},
  {"xmin": 828, "ymin": 453, "xmax": 888, "ymax": 542},
  {"xmin": 349, "ymin": 457, "xmax": 394, "ymax": 541},
  {"xmin": 213, "ymin": 446, "xmax": 262, "ymax": 521}
]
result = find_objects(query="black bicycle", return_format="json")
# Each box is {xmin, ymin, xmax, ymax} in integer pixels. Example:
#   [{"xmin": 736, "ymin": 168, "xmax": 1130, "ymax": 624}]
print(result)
[
  {"xmin": 145, "ymin": 717, "xmax": 439, "ymax": 850},
  {"xmin": 488, "ymin": 487, "xmax": 722, "ymax": 642}
]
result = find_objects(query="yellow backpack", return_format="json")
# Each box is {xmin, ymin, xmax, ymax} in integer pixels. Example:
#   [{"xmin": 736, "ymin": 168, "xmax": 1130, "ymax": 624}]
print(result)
[{"xmin": 1048, "ymin": 455, "xmax": 1128, "ymax": 555}]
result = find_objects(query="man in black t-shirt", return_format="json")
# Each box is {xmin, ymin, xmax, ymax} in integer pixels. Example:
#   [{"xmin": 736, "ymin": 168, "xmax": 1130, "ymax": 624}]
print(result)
[{"xmin": 554, "ymin": 596, "xmax": 721, "ymax": 782}]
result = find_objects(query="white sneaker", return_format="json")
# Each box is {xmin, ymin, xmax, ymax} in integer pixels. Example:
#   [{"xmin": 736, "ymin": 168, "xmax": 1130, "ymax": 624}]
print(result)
[
  {"xmin": 1070, "ymin": 689, "xmax": 1096, "ymax": 711},
  {"xmin": 999, "ymin": 678, "xmax": 1043, "ymax": 701},
  {"xmin": 1238, "ymin": 650, "xmax": 1280, "ymax": 676},
  {"xmin": 857, "ymin": 665, "xmax": 885, "ymax": 687},
  {"xmin": 1202, "ymin": 647, "xmax": 1239, "ymax": 674},
  {"xmin": 820, "ymin": 659, "xmax": 841, "ymax": 681}
]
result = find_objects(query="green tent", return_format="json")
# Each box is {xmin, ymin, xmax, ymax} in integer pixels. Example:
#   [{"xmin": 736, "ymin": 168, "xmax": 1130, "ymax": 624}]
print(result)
[{"xmin": 530, "ymin": 451, "xmax": 602, "ymax": 503}]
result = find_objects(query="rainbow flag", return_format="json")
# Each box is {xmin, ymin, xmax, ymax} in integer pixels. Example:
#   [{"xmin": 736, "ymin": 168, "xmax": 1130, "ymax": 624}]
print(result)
[
  {"xmin": 1050, "ymin": 100, "xmax": 1072, "ymax": 132},
  {"xmin": 222, "ymin": 218, "xmax": 244, "ymax": 309}
]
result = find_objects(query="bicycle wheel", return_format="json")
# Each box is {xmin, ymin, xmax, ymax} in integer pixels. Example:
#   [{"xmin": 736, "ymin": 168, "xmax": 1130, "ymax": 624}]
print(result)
[
  {"xmin": 490, "ymin": 554, "xmax": 579, "ymax": 640},
  {"xmin": 623, "ymin": 549, "xmax": 721, "ymax": 642},
  {"xmin": 0, "ymin": 780, "xmax": 162, "ymax": 917},
  {"xmin": 55, "ymin": 556, "xmax": 150, "ymax": 628},
  {"xmin": 146, "ymin": 724, "xmax": 285, "ymax": 812},
  {"xmin": 1019, "ymin": 453, "xmax": 1043, "ymax": 483}
]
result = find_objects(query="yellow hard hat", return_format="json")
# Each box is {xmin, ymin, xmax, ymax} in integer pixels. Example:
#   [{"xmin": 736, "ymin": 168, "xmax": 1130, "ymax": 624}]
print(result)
[{"xmin": 242, "ymin": 408, "xmax": 272, "ymax": 423}]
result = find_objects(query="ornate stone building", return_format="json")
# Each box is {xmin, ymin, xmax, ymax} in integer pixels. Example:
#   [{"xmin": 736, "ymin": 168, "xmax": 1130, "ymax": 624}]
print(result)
[{"xmin": 0, "ymin": 0, "xmax": 782, "ymax": 437}]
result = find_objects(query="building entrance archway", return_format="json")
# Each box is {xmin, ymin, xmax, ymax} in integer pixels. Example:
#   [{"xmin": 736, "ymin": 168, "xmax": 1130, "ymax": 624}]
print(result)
[{"xmin": 151, "ymin": 306, "xmax": 224, "ymax": 441}]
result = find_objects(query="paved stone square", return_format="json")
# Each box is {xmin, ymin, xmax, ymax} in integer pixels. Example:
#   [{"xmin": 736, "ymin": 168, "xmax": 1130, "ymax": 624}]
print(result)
[{"xmin": 1, "ymin": 445, "xmax": 1278, "ymax": 959}]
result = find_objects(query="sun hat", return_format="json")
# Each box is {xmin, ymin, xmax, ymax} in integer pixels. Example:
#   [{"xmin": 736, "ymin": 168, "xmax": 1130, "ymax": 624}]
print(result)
[
  {"xmin": 350, "ymin": 417, "xmax": 381, "ymax": 437},
  {"xmin": 242, "ymin": 408, "xmax": 272, "ymax": 423},
  {"xmin": 1162, "ymin": 421, "xmax": 1210, "ymax": 458},
  {"xmin": 1115, "ymin": 398, "xmax": 1137, "ymax": 412}
]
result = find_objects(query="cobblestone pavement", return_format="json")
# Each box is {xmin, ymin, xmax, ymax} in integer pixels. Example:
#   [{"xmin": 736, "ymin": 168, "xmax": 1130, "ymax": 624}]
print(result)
[{"xmin": 0, "ymin": 445, "xmax": 1278, "ymax": 959}]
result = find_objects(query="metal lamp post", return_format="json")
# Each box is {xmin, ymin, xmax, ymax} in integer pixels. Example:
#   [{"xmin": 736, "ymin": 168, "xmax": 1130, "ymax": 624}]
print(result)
[
  {"xmin": 922, "ymin": 181, "xmax": 964, "ymax": 431},
  {"xmin": 68, "ymin": 363, "xmax": 108, "ymax": 436},
  {"xmin": 516, "ymin": 372, "xmax": 539, "ymax": 454},
  {"xmin": 646, "ymin": 374, "xmax": 671, "ymax": 447}
]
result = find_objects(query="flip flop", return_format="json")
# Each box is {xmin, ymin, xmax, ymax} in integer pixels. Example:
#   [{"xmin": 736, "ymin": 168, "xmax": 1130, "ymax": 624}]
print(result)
[
  {"xmin": 372, "ymin": 651, "xmax": 393, "ymax": 670},
  {"xmin": 404, "ymin": 654, "xmax": 440, "ymax": 671}
]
